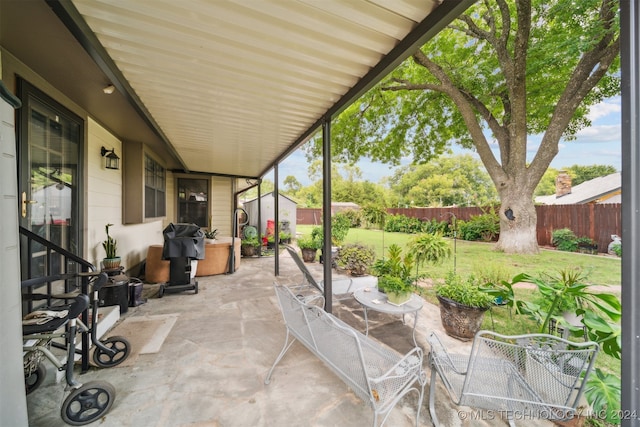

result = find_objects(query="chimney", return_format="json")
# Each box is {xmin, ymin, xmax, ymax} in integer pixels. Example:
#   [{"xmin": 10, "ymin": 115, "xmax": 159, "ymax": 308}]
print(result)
[{"xmin": 556, "ymin": 171, "xmax": 572, "ymax": 197}]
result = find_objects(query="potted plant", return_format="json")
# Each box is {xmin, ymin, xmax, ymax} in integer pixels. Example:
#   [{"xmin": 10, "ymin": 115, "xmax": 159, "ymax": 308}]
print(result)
[
  {"xmin": 334, "ymin": 243, "xmax": 376, "ymax": 276},
  {"xmin": 266, "ymin": 234, "xmax": 276, "ymax": 249},
  {"xmin": 102, "ymin": 223, "xmax": 121, "ymax": 269},
  {"xmin": 378, "ymin": 275, "xmax": 415, "ymax": 305},
  {"xmin": 297, "ymin": 235, "xmax": 320, "ymax": 262},
  {"xmin": 435, "ymin": 272, "xmax": 494, "ymax": 341},
  {"xmin": 241, "ymin": 236, "xmax": 260, "ymax": 257},
  {"xmin": 204, "ymin": 228, "xmax": 218, "ymax": 243},
  {"xmin": 279, "ymin": 231, "xmax": 292, "ymax": 244},
  {"xmin": 372, "ymin": 244, "xmax": 417, "ymax": 305}
]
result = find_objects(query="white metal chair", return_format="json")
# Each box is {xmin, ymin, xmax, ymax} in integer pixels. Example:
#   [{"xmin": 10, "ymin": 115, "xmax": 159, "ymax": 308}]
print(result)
[{"xmin": 427, "ymin": 330, "xmax": 599, "ymax": 426}]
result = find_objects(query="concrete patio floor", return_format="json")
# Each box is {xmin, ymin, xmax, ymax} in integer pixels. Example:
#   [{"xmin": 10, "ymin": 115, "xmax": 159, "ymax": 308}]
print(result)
[{"xmin": 26, "ymin": 251, "xmax": 555, "ymax": 427}]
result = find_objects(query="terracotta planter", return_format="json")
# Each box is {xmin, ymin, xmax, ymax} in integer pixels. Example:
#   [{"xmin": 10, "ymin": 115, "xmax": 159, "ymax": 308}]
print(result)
[
  {"xmin": 300, "ymin": 248, "xmax": 317, "ymax": 263},
  {"xmin": 437, "ymin": 295, "xmax": 488, "ymax": 341}
]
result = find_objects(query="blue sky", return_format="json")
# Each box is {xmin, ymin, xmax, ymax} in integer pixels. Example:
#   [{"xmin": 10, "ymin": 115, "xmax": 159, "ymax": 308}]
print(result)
[{"xmin": 273, "ymin": 96, "xmax": 622, "ymax": 187}]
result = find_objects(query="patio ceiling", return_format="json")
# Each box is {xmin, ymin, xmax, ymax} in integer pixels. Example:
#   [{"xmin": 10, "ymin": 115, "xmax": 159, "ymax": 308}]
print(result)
[{"xmin": 3, "ymin": 0, "xmax": 475, "ymax": 179}]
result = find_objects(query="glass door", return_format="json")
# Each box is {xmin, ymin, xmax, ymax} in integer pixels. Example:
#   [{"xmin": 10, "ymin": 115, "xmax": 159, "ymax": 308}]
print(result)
[
  {"xmin": 177, "ymin": 178, "xmax": 208, "ymax": 227},
  {"xmin": 18, "ymin": 81, "xmax": 83, "ymax": 278}
]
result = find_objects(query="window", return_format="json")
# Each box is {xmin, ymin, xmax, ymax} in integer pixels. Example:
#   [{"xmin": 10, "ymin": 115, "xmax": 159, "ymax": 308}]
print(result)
[
  {"xmin": 144, "ymin": 154, "xmax": 165, "ymax": 218},
  {"xmin": 177, "ymin": 178, "xmax": 208, "ymax": 227}
]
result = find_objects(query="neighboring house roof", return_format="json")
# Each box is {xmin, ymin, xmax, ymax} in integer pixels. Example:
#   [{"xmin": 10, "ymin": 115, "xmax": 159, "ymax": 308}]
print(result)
[
  {"xmin": 535, "ymin": 172, "xmax": 621, "ymax": 205},
  {"xmin": 243, "ymin": 192, "xmax": 298, "ymax": 205}
]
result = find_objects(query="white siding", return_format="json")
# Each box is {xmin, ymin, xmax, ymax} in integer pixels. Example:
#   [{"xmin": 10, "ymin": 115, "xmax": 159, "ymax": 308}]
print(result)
[
  {"xmin": 210, "ymin": 176, "xmax": 233, "ymax": 237},
  {"xmin": 87, "ymin": 119, "xmax": 164, "ymax": 271}
]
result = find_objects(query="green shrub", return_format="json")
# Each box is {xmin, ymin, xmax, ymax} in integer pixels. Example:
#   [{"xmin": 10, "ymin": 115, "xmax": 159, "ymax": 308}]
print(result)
[
  {"xmin": 335, "ymin": 243, "xmax": 375, "ymax": 276},
  {"xmin": 458, "ymin": 212, "xmax": 499, "ymax": 241},
  {"xmin": 611, "ymin": 243, "xmax": 622, "ymax": 257},
  {"xmin": 341, "ymin": 209, "xmax": 362, "ymax": 228},
  {"xmin": 576, "ymin": 236, "xmax": 598, "ymax": 254},
  {"xmin": 551, "ymin": 228, "xmax": 578, "ymax": 252},
  {"xmin": 384, "ymin": 214, "xmax": 426, "ymax": 234},
  {"xmin": 361, "ymin": 205, "xmax": 387, "ymax": 229}
]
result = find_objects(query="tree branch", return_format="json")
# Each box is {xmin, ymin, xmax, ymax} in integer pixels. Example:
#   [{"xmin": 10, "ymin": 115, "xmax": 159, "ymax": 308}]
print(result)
[
  {"xmin": 410, "ymin": 50, "xmax": 505, "ymax": 180},
  {"xmin": 530, "ymin": 0, "xmax": 618, "ymax": 183}
]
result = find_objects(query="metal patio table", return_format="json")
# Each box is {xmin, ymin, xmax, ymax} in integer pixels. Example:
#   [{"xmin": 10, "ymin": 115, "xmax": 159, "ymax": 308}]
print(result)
[{"xmin": 353, "ymin": 288, "xmax": 423, "ymax": 347}]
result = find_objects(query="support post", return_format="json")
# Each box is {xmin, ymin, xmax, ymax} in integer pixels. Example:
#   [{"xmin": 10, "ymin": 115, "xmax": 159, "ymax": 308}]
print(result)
[
  {"xmin": 274, "ymin": 164, "xmax": 279, "ymax": 276},
  {"xmin": 621, "ymin": 1, "xmax": 640, "ymax": 424},
  {"xmin": 322, "ymin": 119, "xmax": 333, "ymax": 313}
]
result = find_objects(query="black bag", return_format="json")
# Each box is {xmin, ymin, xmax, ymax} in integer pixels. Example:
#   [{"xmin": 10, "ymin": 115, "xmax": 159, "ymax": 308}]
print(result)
[{"xmin": 128, "ymin": 278, "xmax": 147, "ymax": 307}]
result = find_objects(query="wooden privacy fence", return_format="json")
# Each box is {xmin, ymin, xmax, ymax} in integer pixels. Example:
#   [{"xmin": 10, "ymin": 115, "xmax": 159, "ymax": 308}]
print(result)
[{"xmin": 296, "ymin": 204, "xmax": 621, "ymax": 253}]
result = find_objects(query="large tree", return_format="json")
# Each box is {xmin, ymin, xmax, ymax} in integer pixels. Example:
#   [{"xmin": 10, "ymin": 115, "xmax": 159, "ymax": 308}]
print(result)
[{"xmin": 310, "ymin": 0, "xmax": 619, "ymax": 253}]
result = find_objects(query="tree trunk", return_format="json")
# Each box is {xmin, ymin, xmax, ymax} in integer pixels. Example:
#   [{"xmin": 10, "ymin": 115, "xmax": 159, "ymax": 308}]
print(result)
[{"xmin": 495, "ymin": 185, "xmax": 539, "ymax": 254}]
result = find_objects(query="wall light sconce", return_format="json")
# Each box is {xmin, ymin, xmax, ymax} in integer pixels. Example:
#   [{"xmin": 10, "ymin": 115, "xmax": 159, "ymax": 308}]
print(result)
[
  {"xmin": 103, "ymin": 84, "xmax": 116, "ymax": 95},
  {"xmin": 101, "ymin": 146, "xmax": 120, "ymax": 170}
]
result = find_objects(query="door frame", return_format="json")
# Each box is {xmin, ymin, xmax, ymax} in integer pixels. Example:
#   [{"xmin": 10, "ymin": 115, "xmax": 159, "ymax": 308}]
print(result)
[{"xmin": 16, "ymin": 78, "xmax": 85, "ymax": 274}]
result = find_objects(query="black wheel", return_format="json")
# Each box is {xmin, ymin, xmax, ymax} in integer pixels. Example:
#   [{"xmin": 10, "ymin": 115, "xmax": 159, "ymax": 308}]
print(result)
[
  {"xmin": 92, "ymin": 336, "xmax": 131, "ymax": 367},
  {"xmin": 25, "ymin": 363, "xmax": 46, "ymax": 394},
  {"xmin": 158, "ymin": 284, "xmax": 164, "ymax": 298},
  {"xmin": 61, "ymin": 381, "xmax": 116, "ymax": 426}
]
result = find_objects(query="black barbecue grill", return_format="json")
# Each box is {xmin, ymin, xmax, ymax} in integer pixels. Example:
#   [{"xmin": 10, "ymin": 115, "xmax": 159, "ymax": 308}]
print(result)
[{"xmin": 159, "ymin": 223, "xmax": 204, "ymax": 297}]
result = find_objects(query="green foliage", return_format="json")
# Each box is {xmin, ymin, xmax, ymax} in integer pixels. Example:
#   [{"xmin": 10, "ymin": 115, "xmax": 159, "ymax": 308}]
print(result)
[
  {"xmin": 584, "ymin": 368, "xmax": 621, "ymax": 425},
  {"xmin": 384, "ymin": 214, "xmax": 428, "ymax": 234},
  {"xmin": 567, "ymin": 164, "xmax": 618, "ymax": 186},
  {"xmin": 102, "ymin": 223, "xmax": 117, "ymax": 258},
  {"xmin": 361, "ymin": 205, "xmax": 387, "ymax": 229},
  {"xmin": 535, "ymin": 165, "xmax": 618, "ymax": 196},
  {"xmin": 204, "ymin": 229, "xmax": 218, "ymax": 239},
  {"xmin": 312, "ymin": 214, "xmax": 352, "ymax": 247},
  {"xmin": 298, "ymin": 224, "xmax": 620, "ymax": 286},
  {"xmin": 457, "ymin": 212, "xmax": 499, "ymax": 242},
  {"xmin": 372, "ymin": 244, "xmax": 415, "ymax": 290},
  {"xmin": 472, "ymin": 262, "xmax": 515, "ymax": 288},
  {"xmin": 518, "ymin": 269, "xmax": 621, "ymax": 358},
  {"xmin": 279, "ymin": 232, "xmax": 291, "ymax": 243},
  {"xmin": 331, "ymin": 213, "xmax": 351, "ymax": 246},
  {"xmin": 340, "ymin": 209, "xmax": 362, "ymax": 228},
  {"xmin": 241, "ymin": 236, "xmax": 260, "ymax": 247},
  {"xmin": 408, "ymin": 233, "xmax": 451, "ymax": 268},
  {"xmin": 305, "ymin": 0, "xmax": 619, "ymax": 254},
  {"xmin": 611, "ymin": 242, "xmax": 621, "ymax": 257},
  {"xmin": 481, "ymin": 267, "xmax": 622, "ymax": 424},
  {"xmin": 435, "ymin": 271, "xmax": 494, "ymax": 309},
  {"xmin": 551, "ymin": 229, "xmax": 598, "ymax": 253},
  {"xmin": 551, "ymin": 228, "xmax": 578, "ymax": 251},
  {"xmin": 334, "ymin": 244, "xmax": 376, "ymax": 276},
  {"xmin": 534, "ymin": 167, "xmax": 560, "ymax": 196},
  {"xmin": 576, "ymin": 236, "xmax": 598, "ymax": 254},
  {"xmin": 297, "ymin": 233, "xmax": 321, "ymax": 250},
  {"xmin": 378, "ymin": 275, "xmax": 415, "ymax": 294},
  {"xmin": 387, "ymin": 155, "xmax": 499, "ymax": 207}
]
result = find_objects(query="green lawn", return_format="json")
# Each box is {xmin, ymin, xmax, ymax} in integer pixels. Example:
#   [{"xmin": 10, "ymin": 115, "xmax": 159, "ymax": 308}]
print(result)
[{"xmin": 296, "ymin": 225, "xmax": 621, "ymax": 287}]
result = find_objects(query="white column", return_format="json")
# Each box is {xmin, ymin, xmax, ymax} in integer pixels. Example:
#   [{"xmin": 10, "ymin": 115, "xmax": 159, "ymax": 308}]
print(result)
[{"xmin": 0, "ymin": 79, "xmax": 29, "ymax": 425}]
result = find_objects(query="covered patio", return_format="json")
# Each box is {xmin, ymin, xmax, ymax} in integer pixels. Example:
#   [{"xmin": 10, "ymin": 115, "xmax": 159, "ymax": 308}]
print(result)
[
  {"xmin": 2, "ymin": 1, "xmax": 639, "ymax": 425},
  {"xmin": 26, "ymin": 253, "xmax": 553, "ymax": 427}
]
